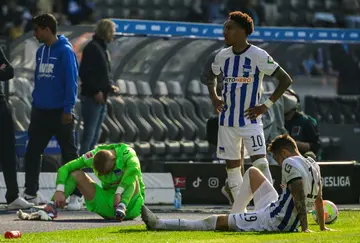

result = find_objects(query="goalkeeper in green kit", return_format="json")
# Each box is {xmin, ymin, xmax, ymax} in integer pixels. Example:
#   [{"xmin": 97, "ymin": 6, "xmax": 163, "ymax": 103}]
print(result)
[{"xmin": 17, "ymin": 143, "xmax": 145, "ymax": 221}]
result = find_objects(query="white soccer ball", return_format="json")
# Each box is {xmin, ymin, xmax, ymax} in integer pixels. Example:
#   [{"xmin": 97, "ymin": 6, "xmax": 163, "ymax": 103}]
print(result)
[{"xmin": 311, "ymin": 200, "xmax": 338, "ymax": 224}]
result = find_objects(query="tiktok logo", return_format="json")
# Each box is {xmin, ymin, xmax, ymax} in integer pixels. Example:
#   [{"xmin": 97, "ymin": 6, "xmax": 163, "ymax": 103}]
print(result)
[{"xmin": 192, "ymin": 177, "xmax": 202, "ymax": 188}]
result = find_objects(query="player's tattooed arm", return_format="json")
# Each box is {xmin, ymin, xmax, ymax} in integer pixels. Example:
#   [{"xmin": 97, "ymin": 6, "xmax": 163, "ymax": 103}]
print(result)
[
  {"xmin": 315, "ymin": 181, "xmax": 328, "ymax": 231},
  {"xmin": 289, "ymin": 178, "xmax": 309, "ymax": 232},
  {"xmin": 269, "ymin": 67, "xmax": 293, "ymax": 103}
]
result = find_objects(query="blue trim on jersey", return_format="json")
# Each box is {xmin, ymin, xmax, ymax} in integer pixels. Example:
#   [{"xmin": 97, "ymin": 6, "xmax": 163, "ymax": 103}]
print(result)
[
  {"xmin": 250, "ymin": 67, "xmax": 260, "ymax": 124},
  {"xmin": 228, "ymin": 83, "xmax": 237, "ymax": 126},
  {"xmin": 270, "ymin": 188, "xmax": 291, "ymax": 218},
  {"xmin": 239, "ymin": 85, "xmax": 248, "ymax": 127},
  {"xmin": 228, "ymin": 56, "xmax": 240, "ymax": 127},
  {"xmin": 220, "ymin": 57, "xmax": 230, "ymax": 126},
  {"xmin": 289, "ymin": 216, "xmax": 300, "ymax": 232},
  {"xmin": 277, "ymin": 198, "xmax": 295, "ymax": 231},
  {"xmin": 238, "ymin": 57, "xmax": 251, "ymax": 127}
]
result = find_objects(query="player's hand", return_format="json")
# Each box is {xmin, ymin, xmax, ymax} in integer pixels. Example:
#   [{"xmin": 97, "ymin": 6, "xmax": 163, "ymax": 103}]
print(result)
[
  {"xmin": 54, "ymin": 191, "xmax": 66, "ymax": 208},
  {"xmin": 245, "ymin": 104, "xmax": 268, "ymax": 120},
  {"xmin": 115, "ymin": 203, "xmax": 126, "ymax": 221},
  {"xmin": 113, "ymin": 193, "xmax": 121, "ymax": 208},
  {"xmin": 61, "ymin": 113, "xmax": 72, "ymax": 124},
  {"xmin": 210, "ymin": 95, "xmax": 224, "ymax": 114},
  {"xmin": 94, "ymin": 91, "xmax": 105, "ymax": 104}
]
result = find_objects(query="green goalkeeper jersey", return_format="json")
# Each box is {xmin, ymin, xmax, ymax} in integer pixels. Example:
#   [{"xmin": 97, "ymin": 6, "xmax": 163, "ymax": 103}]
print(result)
[{"xmin": 56, "ymin": 143, "xmax": 145, "ymax": 204}]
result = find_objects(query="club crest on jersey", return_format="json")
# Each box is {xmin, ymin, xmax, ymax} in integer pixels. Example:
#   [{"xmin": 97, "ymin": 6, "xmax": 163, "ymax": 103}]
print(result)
[
  {"xmin": 224, "ymin": 77, "xmax": 252, "ymax": 83},
  {"xmin": 114, "ymin": 169, "xmax": 122, "ymax": 177},
  {"xmin": 83, "ymin": 151, "xmax": 93, "ymax": 160}
]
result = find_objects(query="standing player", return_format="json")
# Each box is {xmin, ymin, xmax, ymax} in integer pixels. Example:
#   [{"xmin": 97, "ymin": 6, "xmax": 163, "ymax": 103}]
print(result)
[
  {"xmin": 17, "ymin": 144, "xmax": 145, "ymax": 221},
  {"xmin": 142, "ymin": 134, "xmax": 332, "ymax": 233},
  {"xmin": 207, "ymin": 11, "xmax": 293, "ymax": 204}
]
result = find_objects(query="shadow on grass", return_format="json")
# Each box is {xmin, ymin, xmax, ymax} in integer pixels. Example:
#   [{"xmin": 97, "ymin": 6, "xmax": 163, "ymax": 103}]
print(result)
[
  {"xmin": 109, "ymin": 228, "xmax": 147, "ymax": 234},
  {"xmin": 53, "ymin": 219, "xmax": 122, "ymax": 223}
]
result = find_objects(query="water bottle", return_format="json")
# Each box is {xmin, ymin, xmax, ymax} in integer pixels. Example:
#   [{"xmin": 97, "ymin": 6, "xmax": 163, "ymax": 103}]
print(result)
[{"xmin": 174, "ymin": 188, "xmax": 182, "ymax": 209}]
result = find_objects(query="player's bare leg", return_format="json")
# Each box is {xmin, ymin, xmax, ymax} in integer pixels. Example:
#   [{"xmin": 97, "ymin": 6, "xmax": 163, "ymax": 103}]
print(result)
[
  {"xmin": 142, "ymin": 205, "xmax": 228, "ymax": 231},
  {"xmin": 17, "ymin": 170, "xmax": 97, "ymax": 221},
  {"xmin": 251, "ymin": 154, "xmax": 273, "ymax": 185},
  {"xmin": 224, "ymin": 159, "xmax": 243, "ymax": 204},
  {"xmin": 69, "ymin": 170, "xmax": 96, "ymax": 201},
  {"xmin": 231, "ymin": 167, "xmax": 278, "ymax": 213}
]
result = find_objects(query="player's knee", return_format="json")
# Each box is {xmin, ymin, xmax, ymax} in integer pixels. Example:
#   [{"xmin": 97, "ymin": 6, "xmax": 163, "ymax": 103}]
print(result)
[
  {"xmin": 252, "ymin": 157, "xmax": 269, "ymax": 171},
  {"xmin": 248, "ymin": 167, "xmax": 262, "ymax": 178},
  {"xmin": 250, "ymin": 154, "xmax": 266, "ymax": 163},
  {"xmin": 70, "ymin": 170, "xmax": 84, "ymax": 180},
  {"xmin": 248, "ymin": 167, "xmax": 266, "ymax": 192}
]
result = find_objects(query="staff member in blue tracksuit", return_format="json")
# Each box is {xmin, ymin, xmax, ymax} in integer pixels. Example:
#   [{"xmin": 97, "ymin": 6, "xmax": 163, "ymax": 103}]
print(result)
[{"xmin": 23, "ymin": 13, "xmax": 82, "ymax": 209}]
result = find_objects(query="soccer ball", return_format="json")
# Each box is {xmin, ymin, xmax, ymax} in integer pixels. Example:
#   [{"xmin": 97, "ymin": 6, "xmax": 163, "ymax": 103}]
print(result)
[{"xmin": 311, "ymin": 200, "xmax": 338, "ymax": 224}]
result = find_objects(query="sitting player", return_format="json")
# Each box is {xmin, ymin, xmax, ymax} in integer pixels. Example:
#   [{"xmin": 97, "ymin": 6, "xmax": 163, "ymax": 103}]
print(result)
[
  {"xmin": 17, "ymin": 143, "xmax": 145, "ymax": 221},
  {"xmin": 142, "ymin": 134, "xmax": 331, "ymax": 232}
]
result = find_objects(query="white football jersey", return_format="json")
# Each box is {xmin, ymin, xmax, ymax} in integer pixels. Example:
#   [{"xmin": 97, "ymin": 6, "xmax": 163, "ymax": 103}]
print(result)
[
  {"xmin": 268, "ymin": 156, "xmax": 322, "ymax": 231},
  {"xmin": 211, "ymin": 45, "xmax": 279, "ymax": 127}
]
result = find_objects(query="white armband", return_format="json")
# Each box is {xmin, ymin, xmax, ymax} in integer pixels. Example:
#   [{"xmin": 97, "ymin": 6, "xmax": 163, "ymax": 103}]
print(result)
[
  {"xmin": 56, "ymin": 184, "xmax": 65, "ymax": 192},
  {"xmin": 264, "ymin": 99, "xmax": 274, "ymax": 109},
  {"xmin": 116, "ymin": 186, "xmax": 125, "ymax": 195}
]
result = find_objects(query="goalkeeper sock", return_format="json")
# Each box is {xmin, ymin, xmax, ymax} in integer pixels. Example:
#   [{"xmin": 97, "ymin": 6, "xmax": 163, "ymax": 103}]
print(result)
[
  {"xmin": 227, "ymin": 167, "xmax": 243, "ymax": 200},
  {"xmin": 51, "ymin": 174, "xmax": 77, "ymax": 201},
  {"xmin": 157, "ymin": 215, "xmax": 218, "ymax": 231}
]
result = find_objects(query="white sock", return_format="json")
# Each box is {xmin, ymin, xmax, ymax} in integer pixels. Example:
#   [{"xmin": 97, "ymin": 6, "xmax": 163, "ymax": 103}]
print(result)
[
  {"xmin": 157, "ymin": 215, "xmax": 218, "ymax": 231},
  {"xmin": 231, "ymin": 169, "xmax": 252, "ymax": 213},
  {"xmin": 253, "ymin": 158, "xmax": 273, "ymax": 184},
  {"xmin": 227, "ymin": 167, "xmax": 243, "ymax": 200}
]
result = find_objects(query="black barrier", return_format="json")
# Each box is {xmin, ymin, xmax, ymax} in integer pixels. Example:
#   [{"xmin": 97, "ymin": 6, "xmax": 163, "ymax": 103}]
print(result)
[
  {"xmin": 164, "ymin": 161, "xmax": 360, "ymax": 205},
  {"xmin": 0, "ymin": 38, "xmax": 10, "ymax": 99}
]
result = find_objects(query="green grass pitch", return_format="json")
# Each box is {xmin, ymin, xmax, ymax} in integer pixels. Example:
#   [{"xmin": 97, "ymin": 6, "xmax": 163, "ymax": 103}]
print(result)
[{"xmin": 3, "ymin": 211, "xmax": 360, "ymax": 243}]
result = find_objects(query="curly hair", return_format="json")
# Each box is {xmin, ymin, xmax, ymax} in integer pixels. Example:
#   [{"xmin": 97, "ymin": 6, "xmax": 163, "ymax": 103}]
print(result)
[
  {"xmin": 229, "ymin": 11, "xmax": 254, "ymax": 36},
  {"xmin": 267, "ymin": 134, "xmax": 297, "ymax": 154}
]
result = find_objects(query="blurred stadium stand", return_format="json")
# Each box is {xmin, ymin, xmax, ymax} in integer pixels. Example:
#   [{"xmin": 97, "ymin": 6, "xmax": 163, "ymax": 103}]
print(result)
[{"xmin": 5, "ymin": 23, "xmax": 360, "ymax": 171}]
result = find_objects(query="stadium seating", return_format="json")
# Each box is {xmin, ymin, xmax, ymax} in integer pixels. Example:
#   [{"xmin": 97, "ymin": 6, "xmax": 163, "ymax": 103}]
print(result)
[
  {"xmin": 136, "ymin": 80, "xmax": 182, "ymax": 160},
  {"xmin": 125, "ymin": 80, "xmax": 167, "ymax": 158},
  {"xmin": 187, "ymin": 80, "xmax": 214, "ymax": 122},
  {"xmin": 154, "ymin": 81, "xmax": 197, "ymax": 159},
  {"xmin": 110, "ymin": 80, "xmax": 151, "ymax": 157},
  {"xmin": 167, "ymin": 81, "xmax": 209, "ymax": 156}
]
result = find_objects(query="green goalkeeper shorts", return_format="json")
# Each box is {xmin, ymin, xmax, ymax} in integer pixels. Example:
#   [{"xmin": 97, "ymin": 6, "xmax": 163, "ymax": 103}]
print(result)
[{"xmin": 85, "ymin": 183, "xmax": 144, "ymax": 220}]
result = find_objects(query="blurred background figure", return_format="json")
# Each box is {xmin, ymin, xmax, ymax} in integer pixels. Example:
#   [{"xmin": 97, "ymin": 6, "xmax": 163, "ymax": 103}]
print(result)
[
  {"xmin": 78, "ymin": 19, "xmax": 117, "ymax": 156},
  {"xmin": 283, "ymin": 89, "xmax": 321, "ymax": 160}
]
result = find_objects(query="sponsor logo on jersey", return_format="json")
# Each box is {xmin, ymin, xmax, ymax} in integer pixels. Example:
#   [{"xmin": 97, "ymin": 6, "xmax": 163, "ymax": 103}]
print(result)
[
  {"xmin": 114, "ymin": 169, "xmax": 122, "ymax": 177},
  {"xmin": 84, "ymin": 151, "xmax": 93, "ymax": 160},
  {"xmin": 224, "ymin": 77, "xmax": 252, "ymax": 83},
  {"xmin": 267, "ymin": 56, "xmax": 275, "ymax": 64},
  {"xmin": 291, "ymin": 126, "xmax": 301, "ymax": 136}
]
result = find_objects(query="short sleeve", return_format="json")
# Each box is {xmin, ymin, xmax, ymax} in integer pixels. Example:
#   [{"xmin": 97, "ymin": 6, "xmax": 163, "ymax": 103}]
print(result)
[
  {"xmin": 282, "ymin": 160, "xmax": 302, "ymax": 184},
  {"xmin": 257, "ymin": 50, "xmax": 279, "ymax": 76},
  {"xmin": 211, "ymin": 52, "xmax": 222, "ymax": 76}
]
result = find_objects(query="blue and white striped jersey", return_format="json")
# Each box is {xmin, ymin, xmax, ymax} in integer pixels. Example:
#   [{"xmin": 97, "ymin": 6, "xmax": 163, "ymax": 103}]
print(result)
[
  {"xmin": 211, "ymin": 45, "xmax": 279, "ymax": 127},
  {"xmin": 269, "ymin": 156, "xmax": 322, "ymax": 231}
]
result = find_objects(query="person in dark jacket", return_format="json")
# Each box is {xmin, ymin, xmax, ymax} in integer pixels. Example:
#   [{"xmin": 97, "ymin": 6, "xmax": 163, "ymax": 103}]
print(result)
[
  {"xmin": 0, "ymin": 47, "xmax": 34, "ymax": 209},
  {"xmin": 283, "ymin": 89, "xmax": 321, "ymax": 159},
  {"xmin": 79, "ymin": 19, "xmax": 118, "ymax": 156},
  {"xmin": 23, "ymin": 13, "xmax": 83, "ymax": 210}
]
